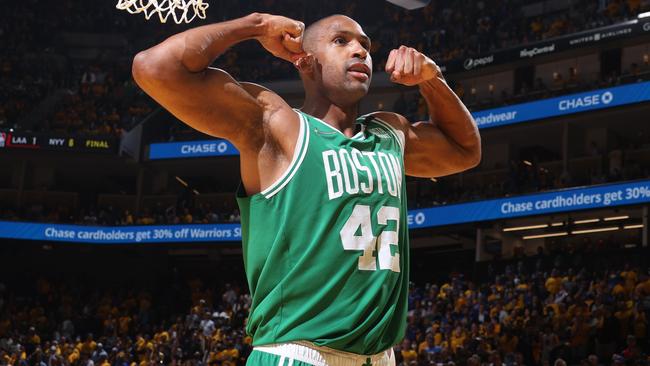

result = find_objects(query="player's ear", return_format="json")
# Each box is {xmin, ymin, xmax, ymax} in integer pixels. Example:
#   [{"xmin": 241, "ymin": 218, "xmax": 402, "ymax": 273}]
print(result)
[{"xmin": 294, "ymin": 54, "xmax": 315, "ymax": 75}]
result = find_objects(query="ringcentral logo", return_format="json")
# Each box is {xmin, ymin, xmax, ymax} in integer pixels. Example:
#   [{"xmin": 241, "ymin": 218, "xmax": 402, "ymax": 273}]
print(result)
[
  {"xmin": 463, "ymin": 55, "xmax": 494, "ymax": 70},
  {"xmin": 519, "ymin": 43, "xmax": 556, "ymax": 58},
  {"xmin": 558, "ymin": 91, "xmax": 614, "ymax": 111}
]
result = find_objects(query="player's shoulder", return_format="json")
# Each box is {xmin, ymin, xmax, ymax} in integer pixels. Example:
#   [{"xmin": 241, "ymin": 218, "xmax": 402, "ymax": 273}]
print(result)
[
  {"xmin": 240, "ymin": 82, "xmax": 288, "ymax": 109},
  {"xmin": 363, "ymin": 111, "xmax": 410, "ymax": 133},
  {"xmin": 240, "ymin": 82, "xmax": 298, "ymax": 123},
  {"xmin": 239, "ymin": 82, "xmax": 300, "ymax": 153}
]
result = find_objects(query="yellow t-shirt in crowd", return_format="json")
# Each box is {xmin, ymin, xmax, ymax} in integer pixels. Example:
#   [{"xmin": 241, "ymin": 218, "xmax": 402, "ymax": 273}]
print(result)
[
  {"xmin": 217, "ymin": 348, "xmax": 239, "ymax": 366},
  {"xmin": 545, "ymin": 277, "xmax": 560, "ymax": 295},
  {"xmin": 402, "ymin": 348, "xmax": 417, "ymax": 364}
]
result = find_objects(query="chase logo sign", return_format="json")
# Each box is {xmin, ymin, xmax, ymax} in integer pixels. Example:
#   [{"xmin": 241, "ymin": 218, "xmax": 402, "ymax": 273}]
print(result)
[
  {"xmin": 144, "ymin": 82, "xmax": 650, "ymax": 159},
  {"xmin": 180, "ymin": 141, "xmax": 230, "ymax": 154},
  {"xmin": 472, "ymin": 81, "xmax": 650, "ymax": 129},
  {"xmin": 149, "ymin": 139, "xmax": 238, "ymax": 160},
  {"xmin": 558, "ymin": 91, "xmax": 613, "ymax": 111},
  {"xmin": 407, "ymin": 211, "xmax": 427, "ymax": 227}
]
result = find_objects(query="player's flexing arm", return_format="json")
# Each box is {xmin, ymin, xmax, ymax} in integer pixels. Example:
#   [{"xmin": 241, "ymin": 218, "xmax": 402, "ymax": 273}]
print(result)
[
  {"xmin": 375, "ymin": 46, "xmax": 482, "ymax": 178},
  {"xmin": 131, "ymin": 13, "xmax": 305, "ymax": 194}
]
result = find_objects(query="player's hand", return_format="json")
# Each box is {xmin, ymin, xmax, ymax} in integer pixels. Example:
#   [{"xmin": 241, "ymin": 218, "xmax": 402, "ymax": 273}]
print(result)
[
  {"xmin": 385, "ymin": 46, "xmax": 441, "ymax": 86},
  {"xmin": 256, "ymin": 14, "xmax": 306, "ymax": 63}
]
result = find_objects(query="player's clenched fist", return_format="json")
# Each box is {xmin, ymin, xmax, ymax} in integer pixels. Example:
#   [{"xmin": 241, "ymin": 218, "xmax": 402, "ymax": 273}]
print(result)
[
  {"xmin": 255, "ymin": 14, "xmax": 306, "ymax": 63},
  {"xmin": 385, "ymin": 46, "xmax": 441, "ymax": 86}
]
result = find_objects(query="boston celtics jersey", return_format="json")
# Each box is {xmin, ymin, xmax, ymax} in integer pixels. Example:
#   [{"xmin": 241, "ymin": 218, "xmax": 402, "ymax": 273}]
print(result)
[{"xmin": 236, "ymin": 109, "xmax": 409, "ymax": 355}]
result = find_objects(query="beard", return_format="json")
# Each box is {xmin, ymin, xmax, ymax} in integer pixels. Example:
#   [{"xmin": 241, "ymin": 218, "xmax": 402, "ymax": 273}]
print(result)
[{"xmin": 321, "ymin": 69, "xmax": 370, "ymax": 106}]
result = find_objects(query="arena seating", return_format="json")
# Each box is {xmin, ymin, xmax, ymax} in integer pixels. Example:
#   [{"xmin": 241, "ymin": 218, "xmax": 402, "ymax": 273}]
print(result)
[
  {"xmin": 1, "ymin": 246, "xmax": 648, "ymax": 365},
  {"xmin": 2, "ymin": 140, "xmax": 648, "ymax": 226},
  {"xmin": 1, "ymin": 0, "xmax": 648, "ymax": 135}
]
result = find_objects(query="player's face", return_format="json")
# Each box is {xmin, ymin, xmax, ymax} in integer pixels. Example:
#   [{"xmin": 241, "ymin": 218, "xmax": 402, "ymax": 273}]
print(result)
[{"xmin": 313, "ymin": 19, "xmax": 373, "ymax": 104}]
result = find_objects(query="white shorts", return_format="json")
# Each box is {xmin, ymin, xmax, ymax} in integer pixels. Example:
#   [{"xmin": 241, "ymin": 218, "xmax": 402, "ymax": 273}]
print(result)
[{"xmin": 253, "ymin": 341, "xmax": 396, "ymax": 366}]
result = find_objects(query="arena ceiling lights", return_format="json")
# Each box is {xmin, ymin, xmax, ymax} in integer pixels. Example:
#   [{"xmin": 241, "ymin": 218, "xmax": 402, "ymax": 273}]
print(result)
[
  {"xmin": 522, "ymin": 232, "xmax": 568, "ymax": 240},
  {"xmin": 624, "ymin": 224, "xmax": 643, "ymax": 229},
  {"xmin": 504, "ymin": 209, "xmax": 644, "ymax": 240},
  {"xmin": 573, "ymin": 218, "xmax": 600, "ymax": 224},
  {"xmin": 504, "ymin": 214, "xmax": 634, "ymax": 233},
  {"xmin": 502, "ymin": 224, "xmax": 549, "ymax": 232},
  {"xmin": 520, "ymin": 223, "xmax": 644, "ymax": 239},
  {"xmin": 603, "ymin": 215, "xmax": 629, "ymax": 221},
  {"xmin": 571, "ymin": 226, "xmax": 620, "ymax": 234}
]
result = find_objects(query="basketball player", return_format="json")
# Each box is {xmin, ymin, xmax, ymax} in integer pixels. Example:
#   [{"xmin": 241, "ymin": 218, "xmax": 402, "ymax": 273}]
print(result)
[{"xmin": 132, "ymin": 12, "xmax": 480, "ymax": 366}]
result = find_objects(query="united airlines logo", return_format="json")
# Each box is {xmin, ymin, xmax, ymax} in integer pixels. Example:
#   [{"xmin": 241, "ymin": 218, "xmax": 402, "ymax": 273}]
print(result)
[{"xmin": 570, "ymin": 28, "xmax": 633, "ymax": 45}]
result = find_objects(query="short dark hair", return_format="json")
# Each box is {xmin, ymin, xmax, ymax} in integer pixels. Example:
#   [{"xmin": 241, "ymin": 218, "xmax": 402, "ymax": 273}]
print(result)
[{"xmin": 303, "ymin": 14, "xmax": 356, "ymax": 53}]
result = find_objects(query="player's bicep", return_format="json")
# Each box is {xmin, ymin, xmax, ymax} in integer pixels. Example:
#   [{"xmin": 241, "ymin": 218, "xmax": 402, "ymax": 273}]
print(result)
[
  {"xmin": 404, "ymin": 121, "xmax": 477, "ymax": 178},
  {"xmin": 133, "ymin": 52, "xmax": 264, "ymax": 146}
]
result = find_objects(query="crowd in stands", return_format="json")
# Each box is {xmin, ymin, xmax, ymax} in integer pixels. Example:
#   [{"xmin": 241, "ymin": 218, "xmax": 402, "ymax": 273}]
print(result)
[
  {"xmin": 46, "ymin": 63, "xmax": 152, "ymax": 137},
  {"xmin": 2, "ymin": 0, "xmax": 649, "ymax": 136},
  {"xmin": 0, "ymin": 242, "xmax": 649, "ymax": 365},
  {"xmin": 0, "ymin": 1, "xmax": 154, "ymax": 137},
  {"xmin": 2, "ymin": 130, "xmax": 649, "ymax": 224},
  {"xmin": 0, "ymin": 277, "xmax": 252, "ymax": 366},
  {"xmin": 409, "ymin": 129, "xmax": 650, "ymax": 208},
  {"xmin": 207, "ymin": 0, "xmax": 650, "ymax": 83}
]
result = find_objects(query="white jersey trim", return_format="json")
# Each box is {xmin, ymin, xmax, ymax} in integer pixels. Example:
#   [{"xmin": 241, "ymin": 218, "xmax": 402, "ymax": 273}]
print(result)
[
  {"xmin": 298, "ymin": 109, "xmax": 365, "ymax": 140},
  {"xmin": 362, "ymin": 115, "xmax": 405, "ymax": 154},
  {"xmin": 262, "ymin": 110, "xmax": 311, "ymax": 199}
]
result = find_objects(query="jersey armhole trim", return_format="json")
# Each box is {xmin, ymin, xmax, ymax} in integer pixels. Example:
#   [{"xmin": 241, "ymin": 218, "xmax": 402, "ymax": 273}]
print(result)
[
  {"xmin": 261, "ymin": 110, "xmax": 310, "ymax": 199},
  {"xmin": 364, "ymin": 116, "xmax": 405, "ymax": 154}
]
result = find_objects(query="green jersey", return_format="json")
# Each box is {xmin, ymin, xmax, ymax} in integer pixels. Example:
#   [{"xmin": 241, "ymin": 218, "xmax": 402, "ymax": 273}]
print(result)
[{"xmin": 236, "ymin": 109, "xmax": 409, "ymax": 355}]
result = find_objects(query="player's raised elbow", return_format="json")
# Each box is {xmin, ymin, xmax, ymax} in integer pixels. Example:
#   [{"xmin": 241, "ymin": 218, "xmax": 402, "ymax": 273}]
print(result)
[
  {"xmin": 133, "ymin": 47, "xmax": 182, "ymax": 85},
  {"xmin": 457, "ymin": 122, "xmax": 482, "ymax": 170},
  {"xmin": 132, "ymin": 50, "xmax": 160, "ymax": 89},
  {"xmin": 461, "ymin": 143, "xmax": 482, "ymax": 170}
]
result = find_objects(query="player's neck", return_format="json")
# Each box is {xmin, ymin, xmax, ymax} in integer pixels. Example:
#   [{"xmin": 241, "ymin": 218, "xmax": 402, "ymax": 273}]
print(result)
[{"xmin": 301, "ymin": 96, "xmax": 360, "ymax": 138}]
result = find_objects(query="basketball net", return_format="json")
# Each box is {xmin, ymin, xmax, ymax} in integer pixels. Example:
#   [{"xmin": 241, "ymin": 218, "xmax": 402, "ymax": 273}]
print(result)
[{"xmin": 116, "ymin": 0, "xmax": 209, "ymax": 24}]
